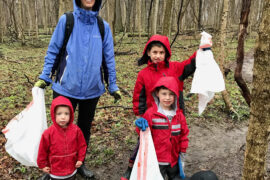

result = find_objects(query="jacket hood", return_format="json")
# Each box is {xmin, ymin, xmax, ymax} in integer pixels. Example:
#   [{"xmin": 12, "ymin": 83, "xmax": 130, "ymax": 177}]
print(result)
[
  {"xmin": 138, "ymin": 34, "xmax": 171, "ymax": 66},
  {"xmin": 50, "ymin": 96, "xmax": 74, "ymax": 128},
  {"xmin": 74, "ymin": 0, "xmax": 102, "ymax": 12},
  {"xmin": 151, "ymin": 76, "xmax": 179, "ymax": 111}
]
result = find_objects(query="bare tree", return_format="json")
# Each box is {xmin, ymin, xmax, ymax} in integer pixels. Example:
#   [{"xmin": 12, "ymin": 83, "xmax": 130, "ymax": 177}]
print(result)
[
  {"xmin": 150, "ymin": 0, "xmax": 159, "ymax": 36},
  {"xmin": 242, "ymin": 1, "xmax": 270, "ymax": 179},
  {"xmin": 162, "ymin": 0, "xmax": 174, "ymax": 37},
  {"xmin": 234, "ymin": 0, "xmax": 252, "ymax": 106},
  {"xmin": 136, "ymin": 0, "xmax": 142, "ymax": 39},
  {"xmin": 217, "ymin": 0, "xmax": 235, "ymax": 113}
]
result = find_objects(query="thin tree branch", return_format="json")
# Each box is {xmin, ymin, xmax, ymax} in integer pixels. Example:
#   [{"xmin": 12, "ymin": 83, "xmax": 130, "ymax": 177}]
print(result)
[{"xmin": 171, "ymin": 0, "xmax": 184, "ymax": 47}]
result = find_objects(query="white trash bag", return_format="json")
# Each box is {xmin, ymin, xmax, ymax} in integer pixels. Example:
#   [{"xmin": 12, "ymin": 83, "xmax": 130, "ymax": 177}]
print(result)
[
  {"xmin": 190, "ymin": 31, "xmax": 225, "ymax": 115},
  {"xmin": 130, "ymin": 128, "xmax": 164, "ymax": 180},
  {"xmin": 2, "ymin": 87, "xmax": 48, "ymax": 167}
]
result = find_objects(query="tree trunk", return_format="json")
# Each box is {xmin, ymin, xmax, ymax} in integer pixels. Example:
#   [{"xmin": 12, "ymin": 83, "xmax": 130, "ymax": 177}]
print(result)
[
  {"xmin": 150, "ymin": 0, "xmax": 159, "ymax": 36},
  {"xmin": 234, "ymin": 0, "xmax": 251, "ymax": 106},
  {"xmin": 115, "ymin": 0, "xmax": 123, "ymax": 32},
  {"xmin": 43, "ymin": 0, "xmax": 48, "ymax": 34},
  {"xmin": 125, "ymin": 0, "xmax": 133, "ymax": 33},
  {"xmin": 198, "ymin": 0, "xmax": 203, "ymax": 30},
  {"xmin": 136, "ymin": 0, "xmax": 142, "ymax": 40},
  {"xmin": 34, "ymin": 0, "xmax": 39, "ymax": 40},
  {"xmin": 218, "ymin": 0, "xmax": 235, "ymax": 113},
  {"xmin": 162, "ymin": 0, "xmax": 173, "ymax": 37},
  {"xmin": 18, "ymin": 0, "xmax": 25, "ymax": 45},
  {"xmin": 242, "ymin": 2, "xmax": 270, "ymax": 179}
]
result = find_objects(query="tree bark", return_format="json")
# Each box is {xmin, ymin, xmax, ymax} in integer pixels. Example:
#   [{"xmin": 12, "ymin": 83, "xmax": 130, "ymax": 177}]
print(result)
[
  {"xmin": 150, "ymin": 0, "xmax": 159, "ymax": 36},
  {"xmin": 34, "ymin": 0, "xmax": 39, "ymax": 40},
  {"xmin": 136, "ymin": 0, "xmax": 142, "ymax": 40},
  {"xmin": 242, "ymin": 2, "xmax": 270, "ymax": 179},
  {"xmin": 234, "ymin": 0, "xmax": 251, "ymax": 106},
  {"xmin": 217, "ymin": 0, "xmax": 235, "ymax": 113},
  {"xmin": 162, "ymin": 0, "xmax": 174, "ymax": 37}
]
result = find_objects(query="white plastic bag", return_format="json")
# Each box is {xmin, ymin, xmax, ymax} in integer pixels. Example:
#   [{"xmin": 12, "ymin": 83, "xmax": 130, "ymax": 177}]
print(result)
[
  {"xmin": 2, "ymin": 87, "xmax": 47, "ymax": 167},
  {"xmin": 190, "ymin": 31, "xmax": 225, "ymax": 115},
  {"xmin": 130, "ymin": 129, "xmax": 164, "ymax": 180}
]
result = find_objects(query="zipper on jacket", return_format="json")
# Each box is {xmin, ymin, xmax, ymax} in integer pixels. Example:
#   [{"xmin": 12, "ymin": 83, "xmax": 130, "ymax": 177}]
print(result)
[{"xmin": 59, "ymin": 66, "xmax": 67, "ymax": 85}]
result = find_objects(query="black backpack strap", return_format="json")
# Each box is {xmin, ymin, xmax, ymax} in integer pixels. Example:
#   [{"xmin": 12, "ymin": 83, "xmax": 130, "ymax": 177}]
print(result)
[
  {"xmin": 63, "ymin": 12, "xmax": 74, "ymax": 49},
  {"xmin": 97, "ymin": 15, "xmax": 105, "ymax": 41},
  {"xmin": 51, "ymin": 12, "xmax": 74, "ymax": 80},
  {"xmin": 97, "ymin": 15, "xmax": 109, "ymax": 86}
]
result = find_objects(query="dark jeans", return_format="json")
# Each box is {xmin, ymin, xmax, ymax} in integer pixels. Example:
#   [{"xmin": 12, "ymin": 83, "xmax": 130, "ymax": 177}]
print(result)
[
  {"xmin": 159, "ymin": 163, "xmax": 181, "ymax": 180},
  {"xmin": 53, "ymin": 91, "xmax": 100, "ymax": 146}
]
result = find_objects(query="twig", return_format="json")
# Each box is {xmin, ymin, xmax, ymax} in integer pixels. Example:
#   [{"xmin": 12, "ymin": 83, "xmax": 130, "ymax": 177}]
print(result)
[
  {"xmin": 24, "ymin": 74, "xmax": 34, "ymax": 86},
  {"xmin": 96, "ymin": 105, "xmax": 132, "ymax": 110},
  {"xmin": 115, "ymin": 50, "xmax": 137, "ymax": 56}
]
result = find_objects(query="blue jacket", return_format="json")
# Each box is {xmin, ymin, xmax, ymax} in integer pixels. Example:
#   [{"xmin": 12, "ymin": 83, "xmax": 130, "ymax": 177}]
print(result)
[{"xmin": 39, "ymin": 0, "xmax": 118, "ymax": 99}]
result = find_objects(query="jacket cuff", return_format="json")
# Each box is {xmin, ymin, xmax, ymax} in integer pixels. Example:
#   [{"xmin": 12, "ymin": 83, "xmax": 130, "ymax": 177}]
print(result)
[
  {"xmin": 108, "ymin": 83, "xmax": 119, "ymax": 94},
  {"xmin": 39, "ymin": 74, "xmax": 52, "ymax": 84}
]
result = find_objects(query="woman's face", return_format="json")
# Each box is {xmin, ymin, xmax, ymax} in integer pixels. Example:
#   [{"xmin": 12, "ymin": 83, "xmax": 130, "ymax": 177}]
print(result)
[{"xmin": 81, "ymin": 0, "xmax": 95, "ymax": 10}]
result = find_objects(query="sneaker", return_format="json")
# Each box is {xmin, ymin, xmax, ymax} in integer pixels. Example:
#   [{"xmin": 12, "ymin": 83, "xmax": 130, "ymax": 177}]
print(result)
[
  {"xmin": 121, "ymin": 166, "xmax": 132, "ymax": 180},
  {"xmin": 77, "ymin": 164, "xmax": 94, "ymax": 179}
]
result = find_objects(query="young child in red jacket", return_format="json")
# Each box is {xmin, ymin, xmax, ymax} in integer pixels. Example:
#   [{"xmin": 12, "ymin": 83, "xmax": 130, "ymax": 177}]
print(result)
[
  {"xmin": 37, "ymin": 96, "xmax": 87, "ymax": 180},
  {"xmin": 136, "ymin": 76, "xmax": 189, "ymax": 179},
  {"xmin": 122, "ymin": 34, "xmax": 196, "ymax": 179}
]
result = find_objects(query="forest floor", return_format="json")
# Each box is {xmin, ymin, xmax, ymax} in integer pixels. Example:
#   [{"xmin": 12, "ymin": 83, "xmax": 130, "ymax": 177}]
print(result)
[{"xmin": 0, "ymin": 33, "xmax": 267, "ymax": 180}]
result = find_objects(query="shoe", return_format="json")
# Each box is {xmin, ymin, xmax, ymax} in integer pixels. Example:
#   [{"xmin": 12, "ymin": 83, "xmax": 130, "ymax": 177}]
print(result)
[
  {"xmin": 37, "ymin": 173, "xmax": 50, "ymax": 180},
  {"xmin": 121, "ymin": 167, "xmax": 132, "ymax": 180},
  {"xmin": 77, "ymin": 164, "xmax": 94, "ymax": 179}
]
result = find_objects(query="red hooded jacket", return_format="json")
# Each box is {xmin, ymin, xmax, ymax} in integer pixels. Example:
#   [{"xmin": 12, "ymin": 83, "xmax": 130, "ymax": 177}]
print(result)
[
  {"xmin": 37, "ymin": 96, "xmax": 87, "ymax": 176},
  {"xmin": 136, "ymin": 76, "xmax": 189, "ymax": 167},
  {"xmin": 133, "ymin": 34, "xmax": 196, "ymax": 116}
]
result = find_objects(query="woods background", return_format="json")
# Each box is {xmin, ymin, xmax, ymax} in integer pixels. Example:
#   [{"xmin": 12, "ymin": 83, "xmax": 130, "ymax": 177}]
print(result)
[{"xmin": 0, "ymin": 0, "xmax": 264, "ymax": 43}]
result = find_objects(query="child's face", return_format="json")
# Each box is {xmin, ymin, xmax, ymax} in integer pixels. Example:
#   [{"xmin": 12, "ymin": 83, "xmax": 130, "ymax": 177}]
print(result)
[
  {"xmin": 156, "ymin": 88, "xmax": 175, "ymax": 110},
  {"xmin": 147, "ymin": 46, "xmax": 166, "ymax": 64},
  {"xmin": 55, "ymin": 106, "xmax": 70, "ymax": 128},
  {"xmin": 81, "ymin": 0, "xmax": 95, "ymax": 10}
]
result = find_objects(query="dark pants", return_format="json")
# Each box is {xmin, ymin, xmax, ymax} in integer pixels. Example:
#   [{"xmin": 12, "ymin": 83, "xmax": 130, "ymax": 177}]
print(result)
[
  {"xmin": 159, "ymin": 163, "xmax": 181, "ymax": 180},
  {"xmin": 50, "ymin": 174, "xmax": 76, "ymax": 180},
  {"xmin": 53, "ymin": 91, "xmax": 100, "ymax": 146}
]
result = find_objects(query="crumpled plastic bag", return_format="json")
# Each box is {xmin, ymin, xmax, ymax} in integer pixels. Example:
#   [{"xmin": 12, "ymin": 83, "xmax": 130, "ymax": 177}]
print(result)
[
  {"xmin": 2, "ymin": 87, "xmax": 48, "ymax": 167},
  {"xmin": 190, "ymin": 31, "xmax": 225, "ymax": 115},
  {"xmin": 130, "ymin": 128, "xmax": 164, "ymax": 180}
]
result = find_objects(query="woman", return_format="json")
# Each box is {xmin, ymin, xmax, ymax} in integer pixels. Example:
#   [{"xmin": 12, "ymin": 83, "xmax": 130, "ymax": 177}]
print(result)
[{"xmin": 35, "ymin": 0, "xmax": 121, "ymax": 179}]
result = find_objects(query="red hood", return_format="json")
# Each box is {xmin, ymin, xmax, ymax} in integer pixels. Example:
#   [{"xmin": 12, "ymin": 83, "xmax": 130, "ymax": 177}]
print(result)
[
  {"xmin": 138, "ymin": 35, "xmax": 171, "ymax": 65},
  {"xmin": 151, "ymin": 76, "xmax": 179, "ymax": 98},
  {"xmin": 50, "ymin": 96, "xmax": 74, "ymax": 128}
]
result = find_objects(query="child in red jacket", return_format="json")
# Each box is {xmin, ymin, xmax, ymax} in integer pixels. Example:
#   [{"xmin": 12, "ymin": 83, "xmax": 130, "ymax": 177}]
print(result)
[
  {"xmin": 122, "ymin": 34, "xmax": 196, "ymax": 179},
  {"xmin": 136, "ymin": 76, "xmax": 189, "ymax": 179},
  {"xmin": 37, "ymin": 96, "xmax": 87, "ymax": 180}
]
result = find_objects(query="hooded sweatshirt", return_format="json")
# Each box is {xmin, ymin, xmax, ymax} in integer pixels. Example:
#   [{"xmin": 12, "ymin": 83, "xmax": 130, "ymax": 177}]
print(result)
[
  {"xmin": 39, "ymin": 0, "xmax": 118, "ymax": 99},
  {"xmin": 133, "ymin": 35, "xmax": 196, "ymax": 116},
  {"xmin": 37, "ymin": 96, "xmax": 87, "ymax": 176},
  {"xmin": 136, "ymin": 76, "xmax": 189, "ymax": 167}
]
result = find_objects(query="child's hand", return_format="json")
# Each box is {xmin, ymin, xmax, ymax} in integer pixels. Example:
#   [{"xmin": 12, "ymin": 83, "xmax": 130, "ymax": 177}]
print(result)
[
  {"xmin": 135, "ymin": 118, "xmax": 149, "ymax": 131},
  {"xmin": 42, "ymin": 167, "xmax": 50, "ymax": 173},
  {"xmin": 75, "ymin": 161, "xmax": 83, "ymax": 168}
]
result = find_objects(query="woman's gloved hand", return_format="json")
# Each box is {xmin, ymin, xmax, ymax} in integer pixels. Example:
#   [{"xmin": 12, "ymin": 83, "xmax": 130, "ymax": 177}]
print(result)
[
  {"xmin": 111, "ymin": 90, "xmax": 121, "ymax": 103},
  {"xmin": 135, "ymin": 118, "xmax": 149, "ymax": 131},
  {"xmin": 34, "ymin": 80, "xmax": 47, "ymax": 89}
]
